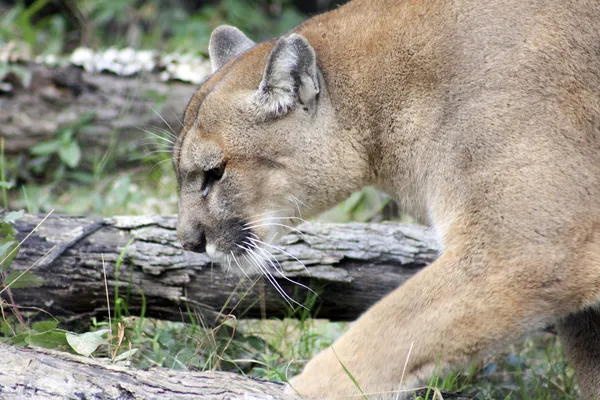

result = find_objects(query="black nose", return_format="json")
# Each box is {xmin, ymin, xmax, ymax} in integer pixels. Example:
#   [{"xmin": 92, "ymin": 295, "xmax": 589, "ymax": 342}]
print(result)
[{"xmin": 182, "ymin": 231, "xmax": 207, "ymax": 253}]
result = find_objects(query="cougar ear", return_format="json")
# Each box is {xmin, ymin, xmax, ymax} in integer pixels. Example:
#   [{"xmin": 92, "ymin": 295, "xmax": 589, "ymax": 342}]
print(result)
[
  {"xmin": 254, "ymin": 33, "xmax": 320, "ymax": 119},
  {"xmin": 208, "ymin": 26, "xmax": 255, "ymax": 72}
]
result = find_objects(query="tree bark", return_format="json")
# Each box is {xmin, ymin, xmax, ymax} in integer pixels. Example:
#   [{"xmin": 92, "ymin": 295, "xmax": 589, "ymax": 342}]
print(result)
[
  {"xmin": 0, "ymin": 343, "xmax": 477, "ymax": 400},
  {"xmin": 0, "ymin": 343, "xmax": 296, "ymax": 399},
  {"xmin": 5, "ymin": 212, "xmax": 438, "ymax": 322}
]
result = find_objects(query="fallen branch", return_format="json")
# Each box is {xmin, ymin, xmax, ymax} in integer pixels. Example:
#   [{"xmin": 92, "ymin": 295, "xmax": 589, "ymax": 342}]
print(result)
[
  {"xmin": 0, "ymin": 343, "xmax": 478, "ymax": 400},
  {"xmin": 0, "ymin": 343, "xmax": 296, "ymax": 399},
  {"xmin": 6, "ymin": 212, "xmax": 438, "ymax": 322}
]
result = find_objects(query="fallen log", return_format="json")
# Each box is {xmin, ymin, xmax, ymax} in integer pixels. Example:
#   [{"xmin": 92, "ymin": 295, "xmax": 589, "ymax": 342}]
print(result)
[
  {"xmin": 0, "ymin": 343, "xmax": 296, "ymax": 400},
  {"xmin": 5, "ymin": 212, "xmax": 438, "ymax": 322},
  {"xmin": 0, "ymin": 343, "xmax": 477, "ymax": 400}
]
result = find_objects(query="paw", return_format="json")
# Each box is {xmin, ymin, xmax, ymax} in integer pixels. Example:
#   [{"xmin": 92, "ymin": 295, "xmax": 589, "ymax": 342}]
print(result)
[
  {"xmin": 283, "ymin": 380, "xmax": 299, "ymax": 397},
  {"xmin": 283, "ymin": 353, "xmax": 362, "ymax": 399}
]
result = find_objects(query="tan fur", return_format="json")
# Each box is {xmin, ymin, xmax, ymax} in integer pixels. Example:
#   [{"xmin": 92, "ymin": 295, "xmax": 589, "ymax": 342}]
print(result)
[{"xmin": 173, "ymin": 0, "xmax": 600, "ymax": 398}]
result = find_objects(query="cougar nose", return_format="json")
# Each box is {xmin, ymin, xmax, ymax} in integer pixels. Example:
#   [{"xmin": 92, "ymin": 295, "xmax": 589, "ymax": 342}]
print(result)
[{"xmin": 182, "ymin": 231, "xmax": 207, "ymax": 253}]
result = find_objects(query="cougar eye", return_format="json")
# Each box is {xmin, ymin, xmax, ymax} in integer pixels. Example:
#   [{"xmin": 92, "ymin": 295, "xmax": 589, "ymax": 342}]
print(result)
[
  {"xmin": 201, "ymin": 165, "xmax": 225, "ymax": 198},
  {"xmin": 211, "ymin": 166, "xmax": 225, "ymax": 180}
]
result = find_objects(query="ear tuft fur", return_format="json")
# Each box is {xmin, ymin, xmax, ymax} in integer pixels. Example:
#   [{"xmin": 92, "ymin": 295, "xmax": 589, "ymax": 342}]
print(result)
[
  {"xmin": 253, "ymin": 33, "xmax": 319, "ymax": 119},
  {"xmin": 209, "ymin": 26, "xmax": 255, "ymax": 73}
]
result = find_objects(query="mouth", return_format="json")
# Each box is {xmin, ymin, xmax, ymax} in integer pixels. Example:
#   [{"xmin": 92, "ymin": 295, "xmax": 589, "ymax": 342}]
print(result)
[
  {"xmin": 204, "ymin": 212, "xmax": 304, "ymax": 278},
  {"xmin": 199, "ymin": 212, "xmax": 314, "ymax": 308},
  {"xmin": 204, "ymin": 232, "xmax": 279, "ymax": 279}
]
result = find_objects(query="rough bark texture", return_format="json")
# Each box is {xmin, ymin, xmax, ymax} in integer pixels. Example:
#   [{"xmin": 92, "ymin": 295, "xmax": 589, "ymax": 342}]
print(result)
[
  {"xmin": 5, "ymin": 212, "xmax": 438, "ymax": 322},
  {"xmin": 0, "ymin": 344, "xmax": 476, "ymax": 400},
  {"xmin": 0, "ymin": 64, "xmax": 196, "ymax": 162},
  {"xmin": 0, "ymin": 343, "xmax": 296, "ymax": 400}
]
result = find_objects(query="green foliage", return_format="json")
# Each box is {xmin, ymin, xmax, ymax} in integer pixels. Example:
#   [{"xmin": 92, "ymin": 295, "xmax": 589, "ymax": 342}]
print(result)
[
  {"xmin": 3, "ymin": 270, "xmax": 44, "ymax": 289},
  {"xmin": 2, "ymin": 1, "xmax": 305, "ymax": 57},
  {"xmin": 0, "ymin": 0, "xmax": 67, "ymax": 55},
  {"xmin": 0, "ymin": 212, "xmax": 21, "ymax": 271},
  {"xmin": 29, "ymin": 111, "xmax": 94, "ymax": 181},
  {"xmin": 0, "ymin": 139, "xmax": 14, "ymax": 209},
  {"xmin": 409, "ymin": 334, "xmax": 578, "ymax": 400},
  {"xmin": 78, "ymin": 0, "xmax": 304, "ymax": 54},
  {"xmin": 0, "ymin": 211, "xmax": 67, "ymax": 353},
  {"xmin": 66, "ymin": 329, "xmax": 110, "ymax": 357},
  {"xmin": 331, "ymin": 346, "xmax": 369, "ymax": 400},
  {"xmin": 0, "ymin": 63, "xmax": 32, "ymax": 90},
  {"xmin": 319, "ymin": 186, "xmax": 400, "ymax": 223},
  {"xmin": 0, "ymin": 210, "xmax": 25, "ymax": 273}
]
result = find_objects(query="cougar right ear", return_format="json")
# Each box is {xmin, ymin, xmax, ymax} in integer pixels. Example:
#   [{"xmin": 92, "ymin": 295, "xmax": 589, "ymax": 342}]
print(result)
[{"xmin": 208, "ymin": 26, "xmax": 255, "ymax": 73}]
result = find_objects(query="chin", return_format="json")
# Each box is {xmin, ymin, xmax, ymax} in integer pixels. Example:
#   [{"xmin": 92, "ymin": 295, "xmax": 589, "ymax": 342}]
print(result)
[{"xmin": 205, "ymin": 242, "xmax": 268, "ymax": 278}]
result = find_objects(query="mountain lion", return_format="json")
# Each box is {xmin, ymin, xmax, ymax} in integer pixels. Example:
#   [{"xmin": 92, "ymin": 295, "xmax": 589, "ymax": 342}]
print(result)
[{"xmin": 173, "ymin": 0, "xmax": 600, "ymax": 398}]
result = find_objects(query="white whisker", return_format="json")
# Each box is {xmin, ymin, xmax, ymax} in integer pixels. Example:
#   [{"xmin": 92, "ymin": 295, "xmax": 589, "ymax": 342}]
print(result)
[
  {"xmin": 288, "ymin": 194, "xmax": 311, "ymax": 217},
  {"xmin": 246, "ymin": 216, "xmax": 308, "ymax": 225},
  {"xmin": 248, "ymin": 235, "xmax": 312, "ymax": 276},
  {"xmin": 290, "ymin": 194, "xmax": 309, "ymax": 209},
  {"xmin": 138, "ymin": 139, "xmax": 174, "ymax": 150},
  {"xmin": 148, "ymin": 104, "xmax": 177, "ymax": 135},
  {"xmin": 241, "ymin": 248, "xmax": 298, "ymax": 309},
  {"xmin": 243, "ymin": 222, "xmax": 310, "ymax": 243},
  {"xmin": 150, "ymin": 158, "xmax": 173, "ymax": 173},
  {"xmin": 144, "ymin": 149, "xmax": 174, "ymax": 156},
  {"xmin": 248, "ymin": 241, "xmax": 316, "ymax": 298},
  {"xmin": 244, "ymin": 244, "xmax": 305, "ymax": 309},
  {"xmin": 240, "ymin": 251, "xmax": 262, "ymax": 277},
  {"xmin": 171, "ymin": 110, "xmax": 184, "ymax": 128},
  {"xmin": 152, "ymin": 126, "xmax": 178, "ymax": 140},
  {"xmin": 230, "ymin": 250, "xmax": 252, "ymax": 281},
  {"xmin": 245, "ymin": 209, "xmax": 295, "ymax": 221},
  {"xmin": 288, "ymin": 196, "xmax": 303, "ymax": 217},
  {"xmin": 138, "ymin": 127, "xmax": 175, "ymax": 144}
]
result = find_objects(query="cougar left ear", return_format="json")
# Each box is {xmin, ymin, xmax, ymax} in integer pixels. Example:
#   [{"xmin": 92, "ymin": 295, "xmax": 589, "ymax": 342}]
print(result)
[
  {"xmin": 209, "ymin": 26, "xmax": 255, "ymax": 73},
  {"xmin": 254, "ymin": 33, "xmax": 320, "ymax": 119}
]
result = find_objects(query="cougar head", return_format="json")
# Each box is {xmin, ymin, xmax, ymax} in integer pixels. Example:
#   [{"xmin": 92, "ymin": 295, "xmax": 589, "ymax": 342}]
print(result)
[{"xmin": 173, "ymin": 26, "xmax": 367, "ymax": 276}]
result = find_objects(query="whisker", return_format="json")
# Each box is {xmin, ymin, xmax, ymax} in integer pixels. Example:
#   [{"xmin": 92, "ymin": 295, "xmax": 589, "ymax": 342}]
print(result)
[
  {"xmin": 289, "ymin": 194, "xmax": 310, "ymax": 210},
  {"xmin": 244, "ymin": 209, "xmax": 295, "ymax": 221},
  {"xmin": 248, "ymin": 235, "xmax": 312, "ymax": 277},
  {"xmin": 152, "ymin": 158, "xmax": 173, "ymax": 166},
  {"xmin": 246, "ymin": 216, "xmax": 308, "ymax": 225},
  {"xmin": 243, "ymin": 244, "xmax": 304, "ymax": 309},
  {"xmin": 248, "ymin": 241, "xmax": 316, "ymax": 297},
  {"xmin": 243, "ymin": 222, "xmax": 310, "ymax": 243},
  {"xmin": 138, "ymin": 144, "xmax": 171, "ymax": 156},
  {"xmin": 143, "ymin": 149, "xmax": 174, "ymax": 156},
  {"xmin": 288, "ymin": 195, "xmax": 303, "ymax": 217},
  {"xmin": 230, "ymin": 250, "xmax": 252, "ymax": 281},
  {"xmin": 239, "ymin": 251, "xmax": 262, "ymax": 277},
  {"xmin": 148, "ymin": 104, "xmax": 177, "ymax": 135},
  {"xmin": 171, "ymin": 110, "xmax": 184, "ymax": 128},
  {"xmin": 287, "ymin": 194, "xmax": 312, "ymax": 217},
  {"xmin": 138, "ymin": 137, "xmax": 174, "ymax": 148},
  {"xmin": 138, "ymin": 127, "xmax": 175, "ymax": 144},
  {"xmin": 150, "ymin": 158, "xmax": 173, "ymax": 173},
  {"xmin": 152, "ymin": 126, "xmax": 178, "ymax": 140},
  {"xmin": 136, "ymin": 142, "xmax": 172, "ymax": 155},
  {"xmin": 241, "ymin": 248, "xmax": 298, "ymax": 309}
]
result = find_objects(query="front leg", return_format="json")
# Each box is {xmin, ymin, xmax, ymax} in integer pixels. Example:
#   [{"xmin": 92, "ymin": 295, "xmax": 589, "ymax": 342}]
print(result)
[{"xmin": 286, "ymin": 245, "xmax": 590, "ymax": 399}]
